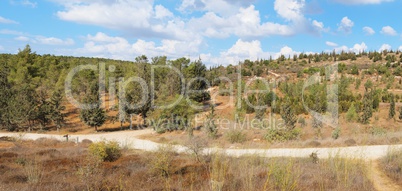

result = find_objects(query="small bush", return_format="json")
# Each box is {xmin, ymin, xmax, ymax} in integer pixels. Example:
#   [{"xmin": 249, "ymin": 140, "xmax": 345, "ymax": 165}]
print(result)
[
  {"xmin": 332, "ymin": 127, "xmax": 341, "ymax": 140},
  {"xmin": 88, "ymin": 140, "xmax": 122, "ymax": 162},
  {"xmin": 369, "ymin": 126, "xmax": 387, "ymax": 136},
  {"xmin": 344, "ymin": 139, "xmax": 356, "ymax": 146},
  {"xmin": 264, "ymin": 128, "xmax": 301, "ymax": 142},
  {"xmin": 226, "ymin": 129, "xmax": 247, "ymax": 143}
]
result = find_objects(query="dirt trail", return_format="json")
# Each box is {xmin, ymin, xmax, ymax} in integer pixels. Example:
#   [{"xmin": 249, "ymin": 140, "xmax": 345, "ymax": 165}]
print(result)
[{"xmin": 368, "ymin": 160, "xmax": 402, "ymax": 191}]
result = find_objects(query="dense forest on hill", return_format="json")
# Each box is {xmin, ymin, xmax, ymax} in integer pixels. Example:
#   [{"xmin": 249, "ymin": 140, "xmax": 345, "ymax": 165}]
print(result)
[{"xmin": 2, "ymin": 45, "xmax": 402, "ymax": 143}]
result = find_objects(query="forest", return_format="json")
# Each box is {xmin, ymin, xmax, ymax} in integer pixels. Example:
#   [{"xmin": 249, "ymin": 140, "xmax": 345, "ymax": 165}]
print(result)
[{"xmin": 1, "ymin": 45, "xmax": 402, "ymax": 144}]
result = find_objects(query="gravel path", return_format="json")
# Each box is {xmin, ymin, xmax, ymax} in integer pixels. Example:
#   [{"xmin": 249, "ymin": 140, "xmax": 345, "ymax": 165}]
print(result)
[{"xmin": 1, "ymin": 129, "xmax": 402, "ymax": 160}]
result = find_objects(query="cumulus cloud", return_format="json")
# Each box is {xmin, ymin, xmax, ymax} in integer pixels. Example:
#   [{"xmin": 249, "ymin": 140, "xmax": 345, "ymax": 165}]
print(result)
[
  {"xmin": 154, "ymin": 5, "xmax": 173, "ymax": 19},
  {"xmin": 326, "ymin": 41, "xmax": 338, "ymax": 47},
  {"xmin": 332, "ymin": 42, "xmax": 367, "ymax": 54},
  {"xmin": 399, "ymin": 46, "xmax": 402, "ymax": 51},
  {"xmin": 188, "ymin": 5, "xmax": 295, "ymax": 39},
  {"xmin": 274, "ymin": 0, "xmax": 305, "ymax": 21},
  {"xmin": 381, "ymin": 26, "xmax": 397, "ymax": 36},
  {"xmin": 332, "ymin": 0, "xmax": 393, "ymax": 5},
  {"xmin": 0, "ymin": 16, "xmax": 18, "ymax": 24},
  {"xmin": 206, "ymin": 39, "xmax": 300, "ymax": 66},
  {"xmin": 338, "ymin": 17, "xmax": 354, "ymax": 34},
  {"xmin": 363, "ymin": 27, "xmax": 375, "ymax": 35},
  {"xmin": 351, "ymin": 42, "xmax": 367, "ymax": 53},
  {"xmin": 379, "ymin": 44, "xmax": 392, "ymax": 52},
  {"xmin": 70, "ymin": 32, "xmax": 202, "ymax": 61}
]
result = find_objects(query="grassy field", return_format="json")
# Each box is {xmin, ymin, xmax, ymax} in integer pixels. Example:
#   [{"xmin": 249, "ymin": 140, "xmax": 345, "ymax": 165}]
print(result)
[{"xmin": 0, "ymin": 137, "xmax": 376, "ymax": 191}]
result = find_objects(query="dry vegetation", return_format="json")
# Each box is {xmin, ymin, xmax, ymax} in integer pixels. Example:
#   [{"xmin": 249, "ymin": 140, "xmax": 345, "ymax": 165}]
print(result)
[
  {"xmin": 379, "ymin": 147, "xmax": 402, "ymax": 186},
  {"xmin": 0, "ymin": 136, "xmax": 376, "ymax": 191}
]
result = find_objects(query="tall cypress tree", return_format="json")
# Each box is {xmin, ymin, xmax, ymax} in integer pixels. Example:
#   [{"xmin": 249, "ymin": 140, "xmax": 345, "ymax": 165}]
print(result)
[{"xmin": 389, "ymin": 94, "xmax": 395, "ymax": 119}]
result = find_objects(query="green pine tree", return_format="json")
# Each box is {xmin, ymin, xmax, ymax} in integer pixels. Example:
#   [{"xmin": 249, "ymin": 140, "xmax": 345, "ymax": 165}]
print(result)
[
  {"xmin": 389, "ymin": 94, "xmax": 396, "ymax": 119},
  {"xmin": 280, "ymin": 98, "xmax": 297, "ymax": 130}
]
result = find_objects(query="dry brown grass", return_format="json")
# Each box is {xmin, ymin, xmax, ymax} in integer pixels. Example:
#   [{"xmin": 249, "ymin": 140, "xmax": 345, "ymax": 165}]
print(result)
[
  {"xmin": 0, "ymin": 137, "xmax": 376, "ymax": 191},
  {"xmin": 379, "ymin": 147, "xmax": 402, "ymax": 186}
]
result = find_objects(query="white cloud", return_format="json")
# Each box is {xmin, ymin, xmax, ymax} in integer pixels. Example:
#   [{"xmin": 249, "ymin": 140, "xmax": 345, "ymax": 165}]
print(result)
[
  {"xmin": 71, "ymin": 32, "xmax": 202, "ymax": 61},
  {"xmin": 351, "ymin": 42, "xmax": 367, "ymax": 53},
  {"xmin": 399, "ymin": 46, "xmax": 402, "ymax": 51},
  {"xmin": 0, "ymin": 16, "xmax": 18, "ymax": 24},
  {"xmin": 312, "ymin": 20, "xmax": 329, "ymax": 33},
  {"xmin": 35, "ymin": 36, "xmax": 75, "ymax": 45},
  {"xmin": 15, "ymin": 36, "xmax": 30, "ymax": 41},
  {"xmin": 188, "ymin": 5, "xmax": 295, "ymax": 38},
  {"xmin": 56, "ymin": 1, "xmax": 154, "ymax": 33},
  {"xmin": 363, "ymin": 27, "xmax": 375, "ymax": 35},
  {"xmin": 204, "ymin": 39, "xmax": 301, "ymax": 66},
  {"xmin": 154, "ymin": 5, "xmax": 173, "ymax": 19},
  {"xmin": 332, "ymin": 0, "xmax": 393, "ymax": 5},
  {"xmin": 10, "ymin": 0, "xmax": 37, "ymax": 8},
  {"xmin": 274, "ymin": 0, "xmax": 305, "ymax": 21},
  {"xmin": 0, "ymin": 45, "xmax": 4, "ymax": 51},
  {"xmin": 0, "ymin": 29, "xmax": 23, "ymax": 35},
  {"xmin": 381, "ymin": 26, "xmax": 397, "ymax": 36},
  {"xmin": 178, "ymin": 0, "xmax": 255, "ymax": 16},
  {"xmin": 338, "ymin": 17, "xmax": 354, "ymax": 34},
  {"xmin": 379, "ymin": 44, "xmax": 392, "ymax": 52},
  {"xmin": 326, "ymin": 41, "xmax": 338, "ymax": 47},
  {"xmin": 221, "ymin": 39, "xmax": 266, "ymax": 61},
  {"xmin": 332, "ymin": 42, "xmax": 367, "ymax": 54}
]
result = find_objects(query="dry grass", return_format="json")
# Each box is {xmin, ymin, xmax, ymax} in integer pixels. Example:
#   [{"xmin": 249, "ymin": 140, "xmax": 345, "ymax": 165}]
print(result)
[
  {"xmin": 0, "ymin": 138, "xmax": 376, "ymax": 191},
  {"xmin": 379, "ymin": 147, "xmax": 402, "ymax": 185}
]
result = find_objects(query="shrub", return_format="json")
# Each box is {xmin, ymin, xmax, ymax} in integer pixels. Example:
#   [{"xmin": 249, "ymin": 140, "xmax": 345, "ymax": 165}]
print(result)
[
  {"xmin": 226, "ymin": 129, "xmax": 247, "ymax": 143},
  {"xmin": 332, "ymin": 127, "xmax": 341, "ymax": 140},
  {"xmin": 88, "ymin": 140, "xmax": 122, "ymax": 162},
  {"xmin": 264, "ymin": 128, "xmax": 301, "ymax": 142},
  {"xmin": 369, "ymin": 127, "xmax": 387, "ymax": 136},
  {"xmin": 346, "ymin": 103, "xmax": 358, "ymax": 122}
]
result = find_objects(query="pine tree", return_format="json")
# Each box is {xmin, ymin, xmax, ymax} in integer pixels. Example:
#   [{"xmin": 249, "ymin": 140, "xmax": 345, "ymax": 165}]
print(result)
[
  {"xmin": 205, "ymin": 103, "xmax": 218, "ymax": 139},
  {"xmin": 255, "ymin": 93, "xmax": 267, "ymax": 120},
  {"xmin": 80, "ymin": 97, "xmax": 106, "ymax": 132},
  {"xmin": 389, "ymin": 94, "xmax": 395, "ymax": 119},
  {"xmin": 280, "ymin": 98, "xmax": 297, "ymax": 130},
  {"xmin": 49, "ymin": 90, "xmax": 66, "ymax": 131},
  {"xmin": 360, "ymin": 90, "xmax": 373, "ymax": 124},
  {"xmin": 80, "ymin": 84, "xmax": 106, "ymax": 132}
]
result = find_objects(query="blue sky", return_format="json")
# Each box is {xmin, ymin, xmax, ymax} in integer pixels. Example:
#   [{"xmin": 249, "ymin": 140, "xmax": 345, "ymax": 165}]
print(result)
[{"xmin": 0, "ymin": 0, "xmax": 401, "ymax": 66}]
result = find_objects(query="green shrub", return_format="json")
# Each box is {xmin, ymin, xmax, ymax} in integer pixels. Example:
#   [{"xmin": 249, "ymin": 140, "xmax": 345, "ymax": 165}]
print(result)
[
  {"xmin": 264, "ymin": 128, "xmax": 301, "ymax": 142},
  {"xmin": 332, "ymin": 127, "xmax": 341, "ymax": 140},
  {"xmin": 346, "ymin": 103, "xmax": 358, "ymax": 122},
  {"xmin": 369, "ymin": 127, "xmax": 387, "ymax": 136},
  {"xmin": 88, "ymin": 140, "xmax": 122, "ymax": 162},
  {"xmin": 226, "ymin": 129, "xmax": 247, "ymax": 143}
]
